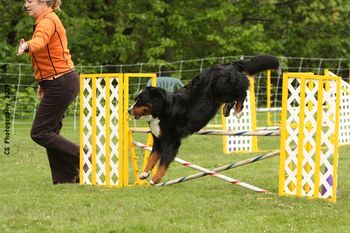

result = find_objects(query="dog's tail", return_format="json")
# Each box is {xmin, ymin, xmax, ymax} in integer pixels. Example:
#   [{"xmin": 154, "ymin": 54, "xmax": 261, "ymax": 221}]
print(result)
[{"xmin": 232, "ymin": 55, "xmax": 280, "ymax": 76}]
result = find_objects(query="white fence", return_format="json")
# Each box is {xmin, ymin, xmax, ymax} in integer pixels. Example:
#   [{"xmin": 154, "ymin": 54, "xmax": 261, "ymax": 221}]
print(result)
[{"xmin": 1, "ymin": 56, "xmax": 349, "ymax": 132}]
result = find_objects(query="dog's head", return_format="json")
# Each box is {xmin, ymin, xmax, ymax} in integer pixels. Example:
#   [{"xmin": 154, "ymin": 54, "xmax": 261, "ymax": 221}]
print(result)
[{"xmin": 128, "ymin": 86, "xmax": 167, "ymax": 119}]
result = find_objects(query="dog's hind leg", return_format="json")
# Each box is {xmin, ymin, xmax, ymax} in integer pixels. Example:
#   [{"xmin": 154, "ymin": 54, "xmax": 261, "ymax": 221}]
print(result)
[
  {"xmin": 223, "ymin": 91, "xmax": 247, "ymax": 119},
  {"xmin": 223, "ymin": 102, "xmax": 235, "ymax": 117},
  {"xmin": 233, "ymin": 94, "xmax": 247, "ymax": 119}
]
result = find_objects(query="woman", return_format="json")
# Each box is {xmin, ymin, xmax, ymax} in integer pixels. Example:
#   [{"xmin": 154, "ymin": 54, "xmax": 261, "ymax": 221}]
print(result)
[{"xmin": 17, "ymin": 0, "xmax": 80, "ymax": 184}]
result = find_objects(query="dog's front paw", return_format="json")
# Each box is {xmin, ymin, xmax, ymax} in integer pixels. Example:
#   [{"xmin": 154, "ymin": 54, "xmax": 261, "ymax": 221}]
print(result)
[
  {"xmin": 149, "ymin": 180, "xmax": 156, "ymax": 185},
  {"xmin": 139, "ymin": 171, "xmax": 151, "ymax": 180},
  {"xmin": 149, "ymin": 178, "xmax": 161, "ymax": 185}
]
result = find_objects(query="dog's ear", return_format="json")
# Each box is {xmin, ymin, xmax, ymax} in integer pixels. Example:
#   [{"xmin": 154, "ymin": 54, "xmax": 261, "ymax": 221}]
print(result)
[
  {"xmin": 147, "ymin": 87, "xmax": 167, "ymax": 117},
  {"xmin": 148, "ymin": 87, "xmax": 166, "ymax": 100}
]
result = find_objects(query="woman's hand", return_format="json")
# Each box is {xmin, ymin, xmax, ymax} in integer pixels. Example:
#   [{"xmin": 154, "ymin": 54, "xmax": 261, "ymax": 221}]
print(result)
[
  {"xmin": 17, "ymin": 39, "xmax": 28, "ymax": 56},
  {"xmin": 37, "ymin": 86, "xmax": 45, "ymax": 99}
]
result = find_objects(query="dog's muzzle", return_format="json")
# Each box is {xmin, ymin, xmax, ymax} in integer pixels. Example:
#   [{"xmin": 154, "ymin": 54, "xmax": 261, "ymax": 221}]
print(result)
[{"xmin": 128, "ymin": 106, "xmax": 143, "ymax": 119}]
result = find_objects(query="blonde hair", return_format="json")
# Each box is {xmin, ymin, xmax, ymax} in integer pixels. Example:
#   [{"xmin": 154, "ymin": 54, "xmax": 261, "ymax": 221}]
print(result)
[{"xmin": 41, "ymin": 0, "xmax": 61, "ymax": 11}]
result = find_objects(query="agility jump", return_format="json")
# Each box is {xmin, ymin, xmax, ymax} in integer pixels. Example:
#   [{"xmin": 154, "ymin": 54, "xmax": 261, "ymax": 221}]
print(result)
[
  {"xmin": 278, "ymin": 72, "xmax": 341, "ymax": 203},
  {"xmin": 79, "ymin": 70, "xmax": 346, "ymax": 203}
]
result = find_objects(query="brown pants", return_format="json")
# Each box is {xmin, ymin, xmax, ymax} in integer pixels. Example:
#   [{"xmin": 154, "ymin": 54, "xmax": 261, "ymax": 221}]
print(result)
[{"xmin": 31, "ymin": 71, "xmax": 80, "ymax": 184}]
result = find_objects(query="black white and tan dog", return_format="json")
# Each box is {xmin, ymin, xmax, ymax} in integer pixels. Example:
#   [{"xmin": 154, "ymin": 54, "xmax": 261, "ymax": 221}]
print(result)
[{"xmin": 128, "ymin": 55, "xmax": 279, "ymax": 185}]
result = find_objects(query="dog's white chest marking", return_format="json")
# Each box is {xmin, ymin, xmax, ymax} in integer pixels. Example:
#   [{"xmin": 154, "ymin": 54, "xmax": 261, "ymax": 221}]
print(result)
[{"xmin": 148, "ymin": 117, "xmax": 161, "ymax": 138}]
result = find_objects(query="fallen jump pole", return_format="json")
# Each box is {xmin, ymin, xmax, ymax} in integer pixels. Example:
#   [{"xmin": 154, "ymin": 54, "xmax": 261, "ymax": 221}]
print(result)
[
  {"xmin": 157, "ymin": 149, "xmax": 281, "ymax": 186},
  {"xmin": 173, "ymin": 157, "xmax": 269, "ymax": 193},
  {"xmin": 133, "ymin": 141, "xmax": 269, "ymax": 193}
]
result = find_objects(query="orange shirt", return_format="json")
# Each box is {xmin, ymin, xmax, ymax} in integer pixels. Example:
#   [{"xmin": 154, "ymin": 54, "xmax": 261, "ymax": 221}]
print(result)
[{"xmin": 27, "ymin": 8, "xmax": 74, "ymax": 81}]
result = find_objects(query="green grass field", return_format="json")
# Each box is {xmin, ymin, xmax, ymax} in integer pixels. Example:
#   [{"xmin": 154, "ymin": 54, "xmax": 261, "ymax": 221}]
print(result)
[{"xmin": 1, "ymin": 119, "xmax": 350, "ymax": 233}]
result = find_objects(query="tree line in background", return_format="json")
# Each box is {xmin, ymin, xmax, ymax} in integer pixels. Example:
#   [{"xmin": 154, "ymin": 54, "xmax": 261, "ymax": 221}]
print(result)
[{"xmin": 1, "ymin": 0, "xmax": 350, "ymax": 66}]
